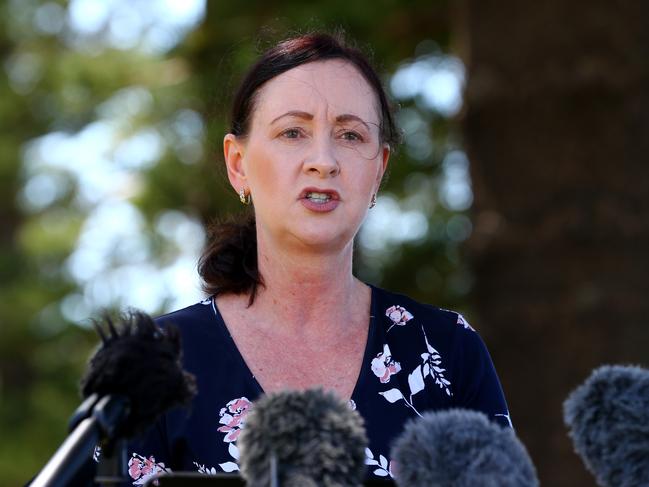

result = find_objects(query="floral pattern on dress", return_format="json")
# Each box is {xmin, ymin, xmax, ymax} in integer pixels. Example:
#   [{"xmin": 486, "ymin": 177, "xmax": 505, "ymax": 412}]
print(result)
[
  {"xmin": 371, "ymin": 344, "xmax": 402, "ymax": 383},
  {"xmin": 419, "ymin": 326, "xmax": 452, "ymax": 397},
  {"xmin": 365, "ymin": 448, "xmax": 394, "ymax": 478},
  {"xmin": 214, "ymin": 396, "xmax": 251, "ymax": 472},
  {"xmin": 217, "ymin": 397, "xmax": 252, "ymax": 442},
  {"xmin": 495, "ymin": 411, "xmax": 514, "ymax": 428},
  {"xmin": 385, "ymin": 305, "xmax": 413, "ymax": 332},
  {"xmin": 128, "ymin": 453, "xmax": 169, "ymax": 485},
  {"xmin": 194, "ymin": 460, "xmax": 224, "ymax": 475},
  {"xmin": 456, "ymin": 313, "xmax": 475, "ymax": 332},
  {"xmin": 376, "ymin": 312, "xmax": 453, "ymax": 415}
]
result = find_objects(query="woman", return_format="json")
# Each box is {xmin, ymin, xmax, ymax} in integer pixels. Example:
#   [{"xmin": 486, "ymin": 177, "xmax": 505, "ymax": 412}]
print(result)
[{"xmin": 125, "ymin": 33, "xmax": 510, "ymax": 484}]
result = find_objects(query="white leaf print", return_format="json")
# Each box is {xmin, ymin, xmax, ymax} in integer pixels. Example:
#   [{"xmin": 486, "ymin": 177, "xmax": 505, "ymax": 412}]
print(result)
[
  {"xmin": 420, "ymin": 325, "xmax": 453, "ymax": 397},
  {"xmin": 195, "ymin": 461, "xmax": 220, "ymax": 475},
  {"xmin": 408, "ymin": 366, "xmax": 425, "ymax": 396},
  {"xmin": 228, "ymin": 442, "xmax": 239, "ymax": 460},
  {"xmin": 219, "ymin": 461, "xmax": 239, "ymax": 472},
  {"xmin": 365, "ymin": 448, "xmax": 378, "ymax": 465},
  {"xmin": 495, "ymin": 412, "xmax": 514, "ymax": 428},
  {"xmin": 422, "ymin": 327, "xmax": 439, "ymax": 355},
  {"xmin": 379, "ymin": 455, "xmax": 388, "ymax": 469},
  {"xmin": 423, "ymin": 362, "xmax": 430, "ymax": 377},
  {"xmin": 374, "ymin": 469, "xmax": 389, "ymax": 477},
  {"xmin": 379, "ymin": 388, "xmax": 404, "ymax": 403},
  {"xmin": 457, "ymin": 313, "xmax": 475, "ymax": 331}
]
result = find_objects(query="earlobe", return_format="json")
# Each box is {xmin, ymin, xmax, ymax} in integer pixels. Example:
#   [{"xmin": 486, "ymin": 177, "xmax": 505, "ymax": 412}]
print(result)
[{"xmin": 223, "ymin": 133, "xmax": 247, "ymax": 190}]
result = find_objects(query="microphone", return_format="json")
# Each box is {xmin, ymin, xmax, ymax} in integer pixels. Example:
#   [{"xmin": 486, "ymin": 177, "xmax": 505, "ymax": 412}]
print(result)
[
  {"xmin": 31, "ymin": 310, "xmax": 197, "ymax": 487},
  {"xmin": 80, "ymin": 311, "xmax": 197, "ymax": 435},
  {"xmin": 237, "ymin": 388, "xmax": 368, "ymax": 487},
  {"xmin": 563, "ymin": 364, "xmax": 649, "ymax": 487},
  {"xmin": 391, "ymin": 409, "xmax": 539, "ymax": 487}
]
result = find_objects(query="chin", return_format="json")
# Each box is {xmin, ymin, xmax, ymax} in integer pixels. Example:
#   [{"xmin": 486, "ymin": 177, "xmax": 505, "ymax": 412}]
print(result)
[{"xmin": 290, "ymin": 227, "xmax": 354, "ymax": 253}]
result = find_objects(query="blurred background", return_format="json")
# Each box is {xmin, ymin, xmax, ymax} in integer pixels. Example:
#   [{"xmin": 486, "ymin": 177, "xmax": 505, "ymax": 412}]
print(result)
[{"xmin": 0, "ymin": 1, "xmax": 647, "ymax": 486}]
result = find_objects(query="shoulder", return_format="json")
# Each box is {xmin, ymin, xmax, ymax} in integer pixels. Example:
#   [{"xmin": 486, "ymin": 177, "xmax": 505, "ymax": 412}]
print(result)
[
  {"xmin": 371, "ymin": 285, "xmax": 486, "ymax": 377},
  {"xmin": 369, "ymin": 286, "xmax": 494, "ymax": 406},
  {"xmin": 372, "ymin": 285, "xmax": 475, "ymax": 336},
  {"xmin": 153, "ymin": 297, "xmax": 231, "ymax": 377},
  {"xmin": 154, "ymin": 297, "xmax": 218, "ymax": 337}
]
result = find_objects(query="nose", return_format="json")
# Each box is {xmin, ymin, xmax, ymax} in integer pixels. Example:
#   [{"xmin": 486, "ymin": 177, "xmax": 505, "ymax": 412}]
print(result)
[{"xmin": 303, "ymin": 136, "xmax": 340, "ymax": 177}]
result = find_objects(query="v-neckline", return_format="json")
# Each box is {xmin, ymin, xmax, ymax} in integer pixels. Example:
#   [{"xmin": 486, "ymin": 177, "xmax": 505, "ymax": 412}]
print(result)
[{"xmin": 209, "ymin": 285, "xmax": 378, "ymax": 402}]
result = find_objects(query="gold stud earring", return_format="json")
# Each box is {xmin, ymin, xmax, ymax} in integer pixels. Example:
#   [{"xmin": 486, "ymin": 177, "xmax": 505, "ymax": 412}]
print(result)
[
  {"xmin": 369, "ymin": 193, "xmax": 377, "ymax": 209},
  {"xmin": 239, "ymin": 188, "xmax": 251, "ymax": 205}
]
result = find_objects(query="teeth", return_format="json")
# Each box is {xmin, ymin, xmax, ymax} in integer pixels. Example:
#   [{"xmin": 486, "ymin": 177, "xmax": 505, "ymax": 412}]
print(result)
[{"xmin": 306, "ymin": 192, "xmax": 331, "ymax": 202}]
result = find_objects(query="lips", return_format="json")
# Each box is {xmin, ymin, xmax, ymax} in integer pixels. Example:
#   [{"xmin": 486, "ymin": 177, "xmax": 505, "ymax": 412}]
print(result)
[
  {"xmin": 299, "ymin": 188, "xmax": 341, "ymax": 212},
  {"xmin": 299, "ymin": 188, "xmax": 340, "ymax": 202}
]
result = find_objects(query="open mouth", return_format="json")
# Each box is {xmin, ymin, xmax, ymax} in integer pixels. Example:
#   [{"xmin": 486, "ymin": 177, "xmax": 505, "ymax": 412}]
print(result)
[{"xmin": 306, "ymin": 191, "xmax": 332, "ymax": 203}]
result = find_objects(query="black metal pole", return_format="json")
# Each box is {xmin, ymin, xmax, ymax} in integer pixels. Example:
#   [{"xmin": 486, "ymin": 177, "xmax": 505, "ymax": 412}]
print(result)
[
  {"xmin": 30, "ymin": 416, "xmax": 101, "ymax": 487},
  {"xmin": 30, "ymin": 395, "xmax": 130, "ymax": 487}
]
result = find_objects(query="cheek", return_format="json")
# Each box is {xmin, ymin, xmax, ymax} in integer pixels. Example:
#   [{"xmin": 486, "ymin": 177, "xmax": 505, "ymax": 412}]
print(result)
[
  {"xmin": 349, "ymin": 163, "xmax": 382, "ymax": 193},
  {"xmin": 252, "ymin": 159, "xmax": 276, "ymax": 187},
  {"xmin": 246, "ymin": 147, "xmax": 289, "ymax": 195}
]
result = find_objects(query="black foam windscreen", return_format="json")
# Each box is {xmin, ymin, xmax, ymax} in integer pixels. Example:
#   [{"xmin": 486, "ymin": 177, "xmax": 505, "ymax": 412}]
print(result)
[
  {"xmin": 80, "ymin": 310, "xmax": 197, "ymax": 437},
  {"xmin": 391, "ymin": 409, "xmax": 538, "ymax": 487},
  {"xmin": 237, "ymin": 388, "xmax": 367, "ymax": 487},
  {"xmin": 563, "ymin": 364, "xmax": 649, "ymax": 487}
]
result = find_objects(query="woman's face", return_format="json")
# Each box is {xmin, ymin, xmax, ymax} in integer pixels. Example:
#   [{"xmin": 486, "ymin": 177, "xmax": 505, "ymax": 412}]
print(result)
[{"xmin": 224, "ymin": 59, "xmax": 389, "ymax": 253}]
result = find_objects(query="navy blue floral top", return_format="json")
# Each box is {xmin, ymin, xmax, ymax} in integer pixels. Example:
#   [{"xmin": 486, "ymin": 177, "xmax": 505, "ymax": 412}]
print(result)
[{"xmin": 122, "ymin": 285, "xmax": 511, "ymax": 484}]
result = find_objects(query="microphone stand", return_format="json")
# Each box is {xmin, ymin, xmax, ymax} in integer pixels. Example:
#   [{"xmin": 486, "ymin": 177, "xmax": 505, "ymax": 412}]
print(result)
[
  {"xmin": 269, "ymin": 453, "xmax": 278, "ymax": 487},
  {"xmin": 31, "ymin": 394, "xmax": 130, "ymax": 487},
  {"xmin": 95, "ymin": 438, "xmax": 128, "ymax": 486}
]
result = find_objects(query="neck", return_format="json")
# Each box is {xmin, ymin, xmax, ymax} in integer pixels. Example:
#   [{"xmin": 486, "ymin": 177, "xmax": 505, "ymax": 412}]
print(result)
[{"xmin": 250, "ymin": 232, "xmax": 366, "ymax": 335}]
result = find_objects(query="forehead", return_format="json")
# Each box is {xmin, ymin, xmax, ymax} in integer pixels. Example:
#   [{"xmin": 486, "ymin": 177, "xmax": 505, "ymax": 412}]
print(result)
[{"xmin": 253, "ymin": 59, "xmax": 380, "ymax": 125}]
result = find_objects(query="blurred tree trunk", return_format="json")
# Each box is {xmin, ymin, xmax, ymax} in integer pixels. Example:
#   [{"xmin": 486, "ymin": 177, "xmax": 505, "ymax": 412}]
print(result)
[{"xmin": 458, "ymin": 1, "xmax": 649, "ymax": 485}]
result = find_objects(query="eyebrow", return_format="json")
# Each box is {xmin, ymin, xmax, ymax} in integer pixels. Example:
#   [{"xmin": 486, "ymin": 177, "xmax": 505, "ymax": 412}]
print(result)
[{"xmin": 270, "ymin": 110, "xmax": 371, "ymax": 131}]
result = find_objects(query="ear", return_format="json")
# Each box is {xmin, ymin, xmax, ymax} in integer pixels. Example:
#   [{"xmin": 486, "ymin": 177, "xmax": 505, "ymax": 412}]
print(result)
[
  {"xmin": 375, "ymin": 143, "xmax": 391, "ymax": 189},
  {"xmin": 223, "ymin": 133, "xmax": 247, "ymax": 192}
]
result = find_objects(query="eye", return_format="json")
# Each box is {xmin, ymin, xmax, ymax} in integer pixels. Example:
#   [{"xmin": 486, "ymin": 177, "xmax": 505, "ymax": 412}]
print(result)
[
  {"xmin": 280, "ymin": 128, "xmax": 303, "ymax": 139},
  {"xmin": 340, "ymin": 130, "xmax": 364, "ymax": 142}
]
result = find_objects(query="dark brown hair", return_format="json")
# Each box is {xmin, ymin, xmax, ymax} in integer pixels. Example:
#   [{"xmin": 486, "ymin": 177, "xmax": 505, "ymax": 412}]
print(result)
[{"xmin": 198, "ymin": 32, "xmax": 400, "ymax": 304}]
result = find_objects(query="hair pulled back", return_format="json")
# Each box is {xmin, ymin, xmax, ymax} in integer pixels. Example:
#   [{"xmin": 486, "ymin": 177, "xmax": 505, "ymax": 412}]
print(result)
[{"xmin": 198, "ymin": 32, "xmax": 400, "ymax": 304}]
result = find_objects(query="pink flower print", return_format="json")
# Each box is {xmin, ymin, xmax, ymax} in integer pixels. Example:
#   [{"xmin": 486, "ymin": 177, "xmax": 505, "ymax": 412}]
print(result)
[
  {"xmin": 128, "ymin": 453, "xmax": 167, "ymax": 485},
  {"xmin": 217, "ymin": 397, "xmax": 252, "ymax": 443},
  {"xmin": 221, "ymin": 426, "xmax": 243, "ymax": 442},
  {"xmin": 371, "ymin": 344, "xmax": 401, "ymax": 383},
  {"xmin": 385, "ymin": 305, "xmax": 413, "ymax": 332}
]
